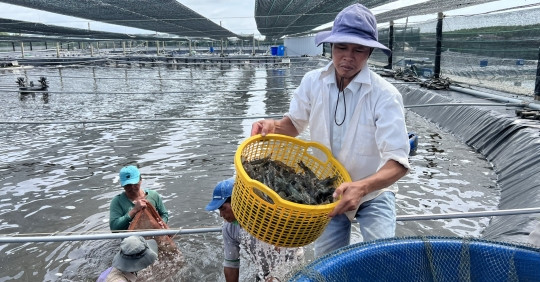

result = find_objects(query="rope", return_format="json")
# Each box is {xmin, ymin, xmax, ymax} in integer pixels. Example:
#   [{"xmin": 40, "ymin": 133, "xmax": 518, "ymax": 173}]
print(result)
[
  {"xmin": 5, "ymin": 74, "xmax": 304, "ymax": 80},
  {"xmin": 6, "ymin": 87, "xmax": 296, "ymax": 94},
  {"xmin": 0, "ymin": 102, "xmax": 523, "ymax": 125},
  {"xmin": 405, "ymin": 102, "xmax": 526, "ymax": 108},
  {"xmin": 0, "ymin": 115, "xmax": 283, "ymax": 125}
]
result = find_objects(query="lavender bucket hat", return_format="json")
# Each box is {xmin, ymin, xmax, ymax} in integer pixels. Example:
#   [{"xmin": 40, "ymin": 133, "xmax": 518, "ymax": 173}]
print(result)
[{"xmin": 315, "ymin": 4, "xmax": 391, "ymax": 56}]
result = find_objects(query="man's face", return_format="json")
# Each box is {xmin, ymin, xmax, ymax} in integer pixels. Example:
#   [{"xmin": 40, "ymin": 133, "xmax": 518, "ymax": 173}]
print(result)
[
  {"xmin": 123, "ymin": 180, "xmax": 141, "ymax": 198},
  {"xmin": 332, "ymin": 43, "xmax": 372, "ymax": 79},
  {"xmin": 218, "ymin": 202, "xmax": 236, "ymax": 222}
]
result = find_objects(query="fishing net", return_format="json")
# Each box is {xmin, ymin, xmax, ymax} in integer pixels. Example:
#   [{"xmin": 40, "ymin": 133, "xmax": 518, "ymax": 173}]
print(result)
[
  {"xmin": 129, "ymin": 205, "xmax": 184, "ymax": 281},
  {"xmin": 289, "ymin": 236, "xmax": 540, "ymax": 282}
]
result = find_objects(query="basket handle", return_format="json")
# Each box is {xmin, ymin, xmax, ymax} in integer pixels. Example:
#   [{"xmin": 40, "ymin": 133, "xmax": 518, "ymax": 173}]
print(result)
[
  {"xmin": 263, "ymin": 134, "xmax": 334, "ymax": 165},
  {"xmin": 246, "ymin": 177, "xmax": 290, "ymax": 207}
]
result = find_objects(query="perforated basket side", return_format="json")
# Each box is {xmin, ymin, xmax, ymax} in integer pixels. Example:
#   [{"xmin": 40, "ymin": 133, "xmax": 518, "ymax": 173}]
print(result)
[
  {"xmin": 233, "ymin": 134, "xmax": 351, "ymax": 247},
  {"xmin": 232, "ymin": 176, "xmax": 332, "ymax": 247}
]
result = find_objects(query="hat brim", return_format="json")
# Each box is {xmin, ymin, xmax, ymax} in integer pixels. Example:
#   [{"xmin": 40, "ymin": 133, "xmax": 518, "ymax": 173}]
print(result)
[
  {"xmin": 112, "ymin": 239, "xmax": 158, "ymax": 272},
  {"xmin": 205, "ymin": 198, "xmax": 226, "ymax": 211},
  {"xmin": 120, "ymin": 177, "xmax": 140, "ymax": 187},
  {"xmin": 315, "ymin": 31, "xmax": 392, "ymax": 57}
]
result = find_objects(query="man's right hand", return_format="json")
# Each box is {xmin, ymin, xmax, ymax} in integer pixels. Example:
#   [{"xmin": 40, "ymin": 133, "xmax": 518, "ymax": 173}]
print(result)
[{"xmin": 251, "ymin": 119, "xmax": 275, "ymax": 136}]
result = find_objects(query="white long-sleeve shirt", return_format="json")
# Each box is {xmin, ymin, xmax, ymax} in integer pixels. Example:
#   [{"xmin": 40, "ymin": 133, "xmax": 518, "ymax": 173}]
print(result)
[{"xmin": 286, "ymin": 61, "xmax": 410, "ymax": 219}]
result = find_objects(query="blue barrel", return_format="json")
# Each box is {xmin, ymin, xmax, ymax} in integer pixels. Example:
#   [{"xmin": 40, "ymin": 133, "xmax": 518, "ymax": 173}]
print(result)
[
  {"xmin": 408, "ymin": 132, "xmax": 418, "ymax": 156},
  {"xmin": 290, "ymin": 237, "xmax": 540, "ymax": 281},
  {"xmin": 480, "ymin": 60, "xmax": 488, "ymax": 67},
  {"xmin": 270, "ymin": 46, "xmax": 278, "ymax": 56},
  {"xmin": 277, "ymin": 45, "xmax": 285, "ymax": 56},
  {"xmin": 516, "ymin": 59, "xmax": 524, "ymax": 65}
]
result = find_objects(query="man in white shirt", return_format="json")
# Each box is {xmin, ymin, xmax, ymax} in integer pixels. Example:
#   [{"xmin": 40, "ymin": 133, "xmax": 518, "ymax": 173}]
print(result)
[
  {"xmin": 206, "ymin": 178, "xmax": 304, "ymax": 281},
  {"xmin": 251, "ymin": 3, "xmax": 410, "ymax": 257}
]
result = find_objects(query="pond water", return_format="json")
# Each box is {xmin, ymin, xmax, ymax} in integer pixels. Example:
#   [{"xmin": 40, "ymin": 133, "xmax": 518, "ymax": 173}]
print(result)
[{"xmin": 0, "ymin": 59, "xmax": 498, "ymax": 281}]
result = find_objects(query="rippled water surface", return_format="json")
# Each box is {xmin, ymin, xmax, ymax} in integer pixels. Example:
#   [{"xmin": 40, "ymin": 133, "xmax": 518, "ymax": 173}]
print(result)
[{"xmin": 0, "ymin": 60, "xmax": 498, "ymax": 281}]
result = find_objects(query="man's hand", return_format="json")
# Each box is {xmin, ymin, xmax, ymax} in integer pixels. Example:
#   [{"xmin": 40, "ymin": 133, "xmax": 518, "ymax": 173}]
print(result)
[
  {"xmin": 328, "ymin": 181, "xmax": 368, "ymax": 217},
  {"xmin": 251, "ymin": 119, "xmax": 275, "ymax": 136}
]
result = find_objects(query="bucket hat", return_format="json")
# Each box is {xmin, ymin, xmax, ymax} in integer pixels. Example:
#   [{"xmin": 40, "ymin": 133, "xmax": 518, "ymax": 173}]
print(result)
[
  {"xmin": 119, "ymin": 165, "xmax": 141, "ymax": 187},
  {"xmin": 315, "ymin": 4, "xmax": 391, "ymax": 56},
  {"xmin": 112, "ymin": 236, "xmax": 158, "ymax": 272},
  {"xmin": 205, "ymin": 177, "xmax": 234, "ymax": 211}
]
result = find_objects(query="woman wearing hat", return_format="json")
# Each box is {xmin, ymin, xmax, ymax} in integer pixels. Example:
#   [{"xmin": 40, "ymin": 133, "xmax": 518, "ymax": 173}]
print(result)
[
  {"xmin": 109, "ymin": 165, "xmax": 169, "ymax": 231},
  {"xmin": 97, "ymin": 235, "xmax": 158, "ymax": 282},
  {"xmin": 251, "ymin": 4, "xmax": 410, "ymax": 257}
]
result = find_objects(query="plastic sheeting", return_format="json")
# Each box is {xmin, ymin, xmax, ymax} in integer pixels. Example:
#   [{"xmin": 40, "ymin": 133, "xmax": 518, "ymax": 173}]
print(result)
[{"xmin": 397, "ymin": 83, "xmax": 540, "ymax": 243}]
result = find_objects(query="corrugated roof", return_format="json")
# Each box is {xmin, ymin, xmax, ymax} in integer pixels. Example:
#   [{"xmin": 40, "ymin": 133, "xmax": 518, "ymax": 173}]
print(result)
[
  {"xmin": 255, "ymin": 0, "xmax": 499, "ymax": 39},
  {"xmin": 0, "ymin": 0, "xmax": 238, "ymax": 39}
]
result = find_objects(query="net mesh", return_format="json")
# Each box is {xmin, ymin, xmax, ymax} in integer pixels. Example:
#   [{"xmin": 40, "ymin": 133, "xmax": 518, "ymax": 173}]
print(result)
[
  {"xmin": 370, "ymin": 6, "xmax": 540, "ymax": 96},
  {"xmin": 288, "ymin": 236, "xmax": 540, "ymax": 282}
]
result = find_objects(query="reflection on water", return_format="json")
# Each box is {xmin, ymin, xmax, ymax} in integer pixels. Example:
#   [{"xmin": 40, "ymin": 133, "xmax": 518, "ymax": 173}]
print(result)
[{"xmin": 0, "ymin": 61, "xmax": 498, "ymax": 281}]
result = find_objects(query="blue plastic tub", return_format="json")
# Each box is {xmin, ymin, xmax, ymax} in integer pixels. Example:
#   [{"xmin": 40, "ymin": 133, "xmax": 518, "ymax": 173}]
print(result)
[
  {"xmin": 277, "ymin": 45, "xmax": 285, "ymax": 56},
  {"xmin": 290, "ymin": 237, "xmax": 540, "ymax": 282}
]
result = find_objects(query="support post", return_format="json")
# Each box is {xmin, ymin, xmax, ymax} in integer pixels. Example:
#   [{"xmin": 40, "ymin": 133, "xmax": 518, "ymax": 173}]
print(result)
[
  {"xmin": 56, "ymin": 42, "xmax": 60, "ymax": 58},
  {"xmin": 386, "ymin": 20, "xmax": 394, "ymax": 69},
  {"xmin": 535, "ymin": 47, "xmax": 540, "ymax": 101},
  {"xmin": 20, "ymin": 42, "xmax": 24, "ymax": 58},
  {"xmin": 434, "ymin": 12, "xmax": 443, "ymax": 79},
  {"xmin": 122, "ymin": 41, "xmax": 126, "ymax": 55},
  {"xmin": 189, "ymin": 39, "xmax": 192, "ymax": 56},
  {"xmin": 221, "ymin": 38, "xmax": 224, "ymax": 57}
]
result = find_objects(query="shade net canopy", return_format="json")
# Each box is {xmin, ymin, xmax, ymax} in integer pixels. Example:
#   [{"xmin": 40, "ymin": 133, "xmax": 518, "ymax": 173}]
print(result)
[
  {"xmin": 0, "ymin": 0, "xmax": 238, "ymax": 40},
  {"xmin": 255, "ymin": 0, "xmax": 499, "ymax": 39},
  {"xmin": 0, "ymin": 18, "xmax": 165, "ymax": 41}
]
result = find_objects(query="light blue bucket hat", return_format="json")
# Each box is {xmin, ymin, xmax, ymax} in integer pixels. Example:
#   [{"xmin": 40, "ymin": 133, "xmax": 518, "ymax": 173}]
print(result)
[{"xmin": 315, "ymin": 4, "xmax": 391, "ymax": 56}]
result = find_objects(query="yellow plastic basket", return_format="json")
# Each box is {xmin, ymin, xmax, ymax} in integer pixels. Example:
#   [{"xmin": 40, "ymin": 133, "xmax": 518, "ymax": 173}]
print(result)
[{"xmin": 232, "ymin": 134, "xmax": 351, "ymax": 247}]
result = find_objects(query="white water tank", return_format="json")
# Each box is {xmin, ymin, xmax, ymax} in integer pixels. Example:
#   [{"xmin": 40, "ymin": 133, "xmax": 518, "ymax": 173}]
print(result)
[{"xmin": 283, "ymin": 35, "xmax": 322, "ymax": 57}]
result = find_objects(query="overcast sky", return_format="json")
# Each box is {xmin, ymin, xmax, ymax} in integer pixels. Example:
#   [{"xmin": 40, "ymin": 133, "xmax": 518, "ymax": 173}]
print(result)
[{"xmin": 0, "ymin": 0, "xmax": 539, "ymax": 38}]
